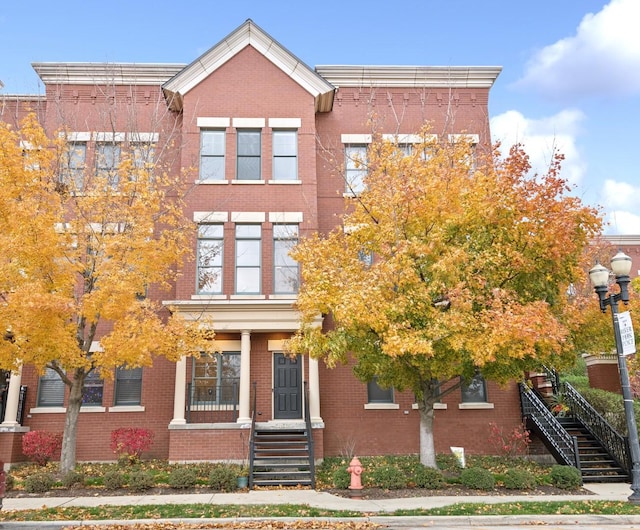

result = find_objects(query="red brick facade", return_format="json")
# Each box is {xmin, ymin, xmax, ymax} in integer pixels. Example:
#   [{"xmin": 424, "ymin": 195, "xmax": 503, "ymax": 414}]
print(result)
[{"xmin": 0, "ymin": 20, "xmax": 531, "ymax": 467}]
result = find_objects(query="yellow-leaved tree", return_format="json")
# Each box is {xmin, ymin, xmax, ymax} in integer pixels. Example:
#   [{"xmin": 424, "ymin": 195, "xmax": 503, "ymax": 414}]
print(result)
[
  {"xmin": 0, "ymin": 114, "xmax": 214, "ymax": 473},
  {"xmin": 287, "ymin": 130, "xmax": 603, "ymax": 467}
]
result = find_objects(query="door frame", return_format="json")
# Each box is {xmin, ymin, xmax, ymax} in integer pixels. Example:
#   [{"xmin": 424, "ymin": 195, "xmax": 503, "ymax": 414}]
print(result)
[{"xmin": 272, "ymin": 352, "xmax": 304, "ymax": 420}]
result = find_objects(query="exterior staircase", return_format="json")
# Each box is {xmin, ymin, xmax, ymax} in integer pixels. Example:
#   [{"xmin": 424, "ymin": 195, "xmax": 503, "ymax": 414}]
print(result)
[
  {"xmin": 557, "ymin": 417, "xmax": 629, "ymax": 482},
  {"xmin": 249, "ymin": 426, "xmax": 314, "ymax": 488}
]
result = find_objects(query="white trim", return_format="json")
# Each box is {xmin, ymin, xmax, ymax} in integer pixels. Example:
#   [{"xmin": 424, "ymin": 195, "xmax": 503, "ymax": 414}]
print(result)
[
  {"xmin": 80, "ymin": 406, "xmax": 106, "ymax": 413},
  {"xmin": 197, "ymin": 117, "xmax": 230, "ymax": 128},
  {"xmin": 233, "ymin": 117, "xmax": 265, "ymax": 128},
  {"xmin": 193, "ymin": 211, "xmax": 229, "ymax": 223},
  {"xmin": 211, "ymin": 340, "xmax": 242, "ymax": 351},
  {"xmin": 382, "ymin": 133, "xmax": 437, "ymax": 143},
  {"xmin": 411, "ymin": 403, "xmax": 448, "ymax": 410},
  {"xmin": 268, "ymin": 180, "xmax": 301, "ymax": 185},
  {"xmin": 448, "ymin": 133, "xmax": 479, "ymax": 144},
  {"xmin": 268, "ymin": 340, "xmax": 285, "ymax": 351},
  {"xmin": 341, "ymin": 134, "xmax": 372, "ymax": 144},
  {"xmin": 458, "ymin": 402, "xmax": 495, "ymax": 410},
  {"xmin": 128, "ymin": 132, "xmax": 159, "ymax": 142},
  {"xmin": 268, "ymin": 118, "xmax": 301, "ymax": 128},
  {"xmin": 231, "ymin": 212, "xmax": 266, "ymax": 223},
  {"xmin": 29, "ymin": 407, "xmax": 67, "ymax": 414},
  {"xmin": 93, "ymin": 132, "xmax": 126, "ymax": 142},
  {"xmin": 59, "ymin": 131, "xmax": 91, "ymax": 142},
  {"xmin": 364, "ymin": 403, "xmax": 400, "ymax": 410},
  {"xmin": 108, "ymin": 405, "xmax": 145, "ymax": 413},
  {"xmin": 229, "ymin": 294, "xmax": 267, "ymax": 300},
  {"xmin": 231, "ymin": 179, "xmax": 266, "ymax": 185},
  {"xmin": 191, "ymin": 294, "xmax": 228, "ymax": 300},
  {"xmin": 196, "ymin": 180, "xmax": 229, "ymax": 185},
  {"xmin": 89, "ymin": 341, "xmax": 103, "ymax": 352},
  {"xmin": 268, "ymin": 212, "xmax": 303, "ymax": 223}
]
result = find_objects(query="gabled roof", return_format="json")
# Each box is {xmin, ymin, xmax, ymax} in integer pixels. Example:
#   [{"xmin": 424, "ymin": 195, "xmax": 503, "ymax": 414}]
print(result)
[{"xmin": 162, "ymin": 19, "xmax": 336, "ymax": 113}]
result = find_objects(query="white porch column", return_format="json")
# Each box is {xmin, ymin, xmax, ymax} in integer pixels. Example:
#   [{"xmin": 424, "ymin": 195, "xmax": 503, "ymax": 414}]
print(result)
[
  {"xmin": 170, "ymin": 355, "xmax": 187, "ymax": 426},
  {"xmin": 237, "ymin": 330, "xmax": 251, "ymax": 423},
  {"xmin": 1, "ymin": 366, "xmax": 23, "ymax": 427},
  {"xmin": 308, "ymin": 356, "xmax": 322, "ymax": 423}
]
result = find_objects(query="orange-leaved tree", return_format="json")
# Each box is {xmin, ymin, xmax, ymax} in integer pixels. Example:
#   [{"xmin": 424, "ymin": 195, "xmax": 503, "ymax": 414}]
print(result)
[
  {"xmin": 0, "ymin": 114, "xmax": 214, "ymax": 473},
  {"xmin": 287, "ymin": 130, "xmax": 602, "ymax": 467}
]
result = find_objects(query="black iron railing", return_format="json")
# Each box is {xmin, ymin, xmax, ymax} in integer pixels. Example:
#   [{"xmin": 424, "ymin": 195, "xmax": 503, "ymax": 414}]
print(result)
[
  {"xmin": 564, "ymin": 381, "xmax": 630, "ymax": 475},
  {"xmin": 249, "ymin": 381, "xmax": 257, "ymax": 490},
  {"xmin": 0, "ymin": 385, "xmax": 27, "ymax": 424},
  {"xmin": 519, "ymin": 382, "xmax": 580, "ymax": 469},
  {"xmin": 185, "ymin": 381, "xmax": 239, "ymax": 423},
  {"xmin": 303, "ymin": 381, "xmax": 315, "ymax": 489},
  {"xmin": 541, "ymin": 365, "xmax": 561, "ymax": 395}
]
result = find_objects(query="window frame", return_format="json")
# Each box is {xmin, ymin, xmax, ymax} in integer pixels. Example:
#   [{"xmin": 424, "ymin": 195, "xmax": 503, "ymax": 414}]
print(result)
[
  {"xmin": 197, "ymin": 223, "xmax": 224, "ymax": 294},
  {"xmin": 200, "ymin": 129, "xmax": 226, "ymax": 181},
  {"xmin": 460, "ymin": 374, "xmax": 488, "ymax": 404},
  {"xmin": 272, "ymin": 129, "xmax": 298, "ymax": 181},
  {"xmin": 37, "ymin": 367, "xmax": 65, "ymax": 407},
  {"xmin": 192, "ymin": 352, "xmax": 241, "ymax": 406},
  {"xmin": 344, "ymin": 144, "xmax": 368, "ymax": 194},
  {"xmin": 81, "ymin": 370, "xmax": 104, "ymax": 407},
  {"xmin": 95, "ymin": 141, "xmax": 121, "ymax": 187},
  {"xmin": 273, "ymin": 224, "xmax": 299, "ymax": 294},
  {"xmin": 114, "ymin": 367, "xmax": 143, "ymax": 406},
  {"xmin": 235, "ymin": 224, "xmax": 261, "ymax": 294},
  {"xmin": 236, "ymin": 129, "xmax": 262, "ymax": 181}
]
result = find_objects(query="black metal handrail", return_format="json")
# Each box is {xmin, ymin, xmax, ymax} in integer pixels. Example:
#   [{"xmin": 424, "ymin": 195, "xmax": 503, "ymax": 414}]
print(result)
[
  {"xmin": 0, "ymin": 385, "xmax": 27, "ymax": 424},
  {"xmin": 248, "ymin": 381, "xmax": 257, "ymax": 490},
  {"xmin": 564, "ymin": 382, "xmax": 631, "ymax": 475},
  {"xmin": 541, "ymin": 365, "xmax": 561, "ymax": 395},
  {"xmin": 185, "ymin": 381, "xmax": 239, "ymax": 423},
  {"xmin": 303, "ymin": 381, "xmax": 316, "ymax": 489},
  {"xmin": 519, "ymin": 383, "xmax": 580, "ymax": 469}
]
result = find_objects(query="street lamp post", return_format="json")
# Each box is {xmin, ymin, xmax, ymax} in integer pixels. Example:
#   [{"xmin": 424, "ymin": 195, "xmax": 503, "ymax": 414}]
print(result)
[{"xmin": 589, "ymin": 250, "xmax": 640, "ymax": 503}]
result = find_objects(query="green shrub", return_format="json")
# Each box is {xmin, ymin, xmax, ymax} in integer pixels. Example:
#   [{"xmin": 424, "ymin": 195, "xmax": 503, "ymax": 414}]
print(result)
[
  {"xmin": 168, "ymin": 467, "xmax": 197, "ymax": 489},
  {"xmin": 332, "ymin": 467, "xmax": 350, "ymax": 489},
  {"xmin": 369, "ymin": 464, "xmax": 407, "ymax": 490},
  {"xmin": 549, "ymin": 465, "xmax": 582, "ymax": 489},
  {"xmin": 502, "ymin": 468, "xmax": 536, "ymax": 490},
  {"xmin": 562, "ymin": 375, "xmax": 589, "ymax": 390},
  {"xmin": 412, "ymin": 465, "xmax": 445, "ymax": 489},
  {"xmin": 24, "ymin": 472, "xmax": 55, "ymax": 493},
  {"xmin": 208, "ymin": 465, "xmax": 237, "ymax": 492},
  {"xmin": 5, "ymin": 473, "xmax": 14, "ymax": 491},
  {"xmin": 460, "ymin": 467, "xmax": 495, "ymax": 491},
  {"xmin": 103, "ymin": 470, "xmax": 125, "ymax": 490},
  {"xmin": 128, "ymin": 470, "xmax": 155, "ymax": 491},
  {"xmin": 62, "ymin": 470, "xmax": 85, "ymax": 488}
]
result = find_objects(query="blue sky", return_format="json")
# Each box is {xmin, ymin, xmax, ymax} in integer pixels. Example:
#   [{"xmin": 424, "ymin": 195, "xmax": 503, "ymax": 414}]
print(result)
[{"xmin": 1, "ymin": 0, "xmax": 638, "ymax": 236}]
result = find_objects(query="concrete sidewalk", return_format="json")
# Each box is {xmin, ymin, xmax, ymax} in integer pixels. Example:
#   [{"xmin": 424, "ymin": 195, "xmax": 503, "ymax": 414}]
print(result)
[{"xmin": 1, "ymin": 481, "xmax": 635, "ymax": 513}]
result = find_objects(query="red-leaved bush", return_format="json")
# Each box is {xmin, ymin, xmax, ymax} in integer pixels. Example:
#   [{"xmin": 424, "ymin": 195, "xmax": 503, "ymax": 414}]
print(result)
[
  {"xmin": 488, "ymin": 422, "xmax": 531, "ymax": 457},
  {"xmin": 22, "ymin": 430, "xmax": 63, "ymax": 466},
  {"xmin": 110, "ymin": 427, "xmax": 154, "ymax": 464}
]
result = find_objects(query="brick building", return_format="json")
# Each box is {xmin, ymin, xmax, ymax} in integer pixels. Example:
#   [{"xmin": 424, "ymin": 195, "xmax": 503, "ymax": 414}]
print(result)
[{"xmin": 0, "ymin": 20, "xmax": 537, "ymax": 467}]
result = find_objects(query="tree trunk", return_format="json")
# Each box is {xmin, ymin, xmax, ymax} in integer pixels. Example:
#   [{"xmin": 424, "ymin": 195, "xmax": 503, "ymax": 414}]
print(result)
[
  {"xmin": 419, "ymin": 405, "xmax": 437, "ymax": 468},
  {"xmin": 59, "ymin": 377, "xmax": 83, "ymax": 474}
]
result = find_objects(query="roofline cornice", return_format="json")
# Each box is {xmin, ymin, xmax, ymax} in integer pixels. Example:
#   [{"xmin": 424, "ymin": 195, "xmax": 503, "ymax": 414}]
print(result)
[
  {"xmin": 32, "ymin": 63, "xmax": 185, "ymax": 86},
  {"xmin": 315, "ymin": 65, "xmax": 502, "ymax": 89}
]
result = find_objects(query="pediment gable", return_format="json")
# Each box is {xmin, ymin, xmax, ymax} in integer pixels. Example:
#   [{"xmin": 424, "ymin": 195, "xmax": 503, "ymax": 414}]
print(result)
[{"xmin": 162, "ymin": 19, "xmax": 335, "ymax": 112}]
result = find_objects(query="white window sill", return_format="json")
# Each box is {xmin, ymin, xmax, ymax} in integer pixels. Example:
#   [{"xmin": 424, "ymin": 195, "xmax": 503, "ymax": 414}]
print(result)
[
  {"xmin": 80, "ymin": 406, "xmax": 106, "ymax": 412},
  {"xmin": 191, "ymin": 294, "xmax": 227, "ymax": 300},
  {"xmin": 30, "ymin": 407, "xmax": 66, "ymax": 414},
  {"xmin": 268, "ymin": 180, "xmax": 301, "ymax": 185},
  {"xmin": 364, "ymin": 403, "xmax": 399, "ymax": 410},
  {"xmin": 231, "ymin": 180, "xmax": 266, "ymax": 185},
  {"xmin": 230, "ymin": 294, "xmax": 266, "ymax": 299},
  {"xmin": 269, "ymin": 294, "xmax": 298, "ymax": 300},
  {"xmin": 343, "ymin": 192, "xmax": 362, "ymax": 198},
  {"xmin": 412, "ymin": 403, "xmax": 447, "ymax": 410},
  {"xmin": 458, "ymin": 402, "xmax": 494, "ymax": 410},
  {"xmin": 108, "ymin": 406, "xmax": 145, "ymax": 412},
  {"xmin": 195, "ymin": 179, "xmax": 228, "ymax": 185}
]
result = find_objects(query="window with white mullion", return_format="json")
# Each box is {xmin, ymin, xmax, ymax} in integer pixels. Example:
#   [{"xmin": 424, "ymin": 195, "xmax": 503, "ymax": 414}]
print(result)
[
  {"xmin": 197, "ymin": 224, "xmax": 224, "ymax": 294},
  {"xmin": 235, "ymin": 224, "xmax": 261, "ymax": 293},
  {"xmin": 236, "ymin": 130, "xmax": 261, "ymax": 180},
  {"xmin": 273, "ymin": 224, "xmax": 299, "ymax": 293},
  {"xmin": 345, "ymin": 145, "xmax": 367, "ymax": 194},
  {"xmin": 272, "ymin": 130, "xmax": 297, "ymax": 181},
  {"xmin": 200, "ymin": 130, "xmax": 225, "ymax": 181}
]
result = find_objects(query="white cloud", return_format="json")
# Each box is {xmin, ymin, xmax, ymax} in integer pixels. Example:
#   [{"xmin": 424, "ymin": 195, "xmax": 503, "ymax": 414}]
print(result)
[
  {"xmin": 600, "ymin": 179, "xmax": 640, "ymax": 235},
  {"xmin": 490, "ymin": 109, "xmax": 586, "ymax": 185},
  {"xmin": 516, "ymin": 0, "xmax": 640, "ymax": 99}
]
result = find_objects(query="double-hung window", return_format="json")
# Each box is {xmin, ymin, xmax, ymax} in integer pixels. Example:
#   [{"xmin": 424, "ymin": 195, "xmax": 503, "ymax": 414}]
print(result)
[
  {"xmin": 235, "ymin": 224, "xmax": 261, "ymax": 293},
  {"xmin": 461, "ymin": 374, "xmax": 488, "ymax": 403},
  {"xmin": 193, "ymin": 352, "xmax": 240, "ymax": 405},
  {"xmin": 236, "ymin": 130, "xmax": 261, "ymax": 180},
  {"xmin": 197, "ymin": 224, "xmax": 224, "ymax": 294},
  {"xmin": 273, "ymin": 224, "xmax": 299, "ymax": 294},
  {"xmin": 200, "ymin": 130, "xmax": 225, "ymax": 181},
  {"xmin": 37, "ymin": 367, "xmax": 65, "ymax": 407},
  {"xmin": 95, "ymin": 142, "xmax": 121, "ymax": 187},
  {"xmin": 62, "ymin": 142, "xmax": 87, "ymax": 190},
  {"xmin": 367, "ymin": 376, "xmax": 394, "ymax": 404},
  {"xmin": 114, "ymin": 367, "xmax": 143, "ymax": 406},
  {"xmin": 345, "ymin": 145, "xmax": 368, "ymax": 194},
  {"xmin": 82, "ymin": 370, "xmax": 104, "ymax": 407},
  {"xmin": 272, "ymin": 130, "xmax": 297, "ymax": 181}
]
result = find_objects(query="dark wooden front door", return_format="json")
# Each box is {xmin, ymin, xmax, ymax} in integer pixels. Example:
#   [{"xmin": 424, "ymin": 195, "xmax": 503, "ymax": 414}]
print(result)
[{"xmin": 273, "ymin": 353, "xmax": 302, "ymax": 419}]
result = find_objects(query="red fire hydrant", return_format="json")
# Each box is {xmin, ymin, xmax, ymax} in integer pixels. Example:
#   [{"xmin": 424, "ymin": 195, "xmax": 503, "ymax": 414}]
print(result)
[{"xmin": 347, "ymin": 456, "xmax": 363, "ymax": 498}]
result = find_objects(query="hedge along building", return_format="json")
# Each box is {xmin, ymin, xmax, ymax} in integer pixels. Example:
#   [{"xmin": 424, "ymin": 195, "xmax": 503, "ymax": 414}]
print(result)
[{"xmin": 0, "ymin": 20, "xmax": 516, "ymax": 466}]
